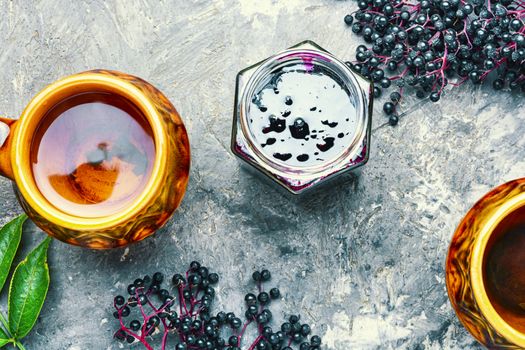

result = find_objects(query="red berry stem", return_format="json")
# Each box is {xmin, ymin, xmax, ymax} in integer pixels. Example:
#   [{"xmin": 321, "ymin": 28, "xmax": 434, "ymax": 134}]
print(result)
[
  {"xmin": 112, "ymin": 265, "xmax": 322, "ymax": 350},
  {"xmin": 345, "ymin": 0, "xmax": 525, "ymax": 125},
  {"xmin": 248, "ymin": 335, "xmax": 264, "ymax": 350},
  {"xmin": 113, "ymin": 299, "xmax": 154, "ymax": 350}
]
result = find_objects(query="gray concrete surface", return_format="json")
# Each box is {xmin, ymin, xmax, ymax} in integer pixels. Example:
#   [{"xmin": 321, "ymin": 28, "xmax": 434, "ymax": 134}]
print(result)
[{"xmin": 0, "ymin": 0, "xmax": 523, "ymax": 349}]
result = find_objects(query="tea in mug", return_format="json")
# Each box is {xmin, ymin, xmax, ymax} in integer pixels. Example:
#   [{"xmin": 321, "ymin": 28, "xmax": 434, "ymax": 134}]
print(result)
[
  {"xmin": 31, "ymin": 92, "xmax": 155, "ymax": 218},
  {"xmin": 484, "ymin": 209, "xmax": 525, "ymax": 331}
]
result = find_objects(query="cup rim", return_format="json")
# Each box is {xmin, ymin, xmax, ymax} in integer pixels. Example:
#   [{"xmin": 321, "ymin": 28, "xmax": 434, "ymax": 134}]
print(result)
[
  {"xmin": 12, "ymin": 70, "xmax": 167, "ymax": 230},
  {"xmin": 470, "ymin": 190, "xmax": 525, "ymax": 347}
]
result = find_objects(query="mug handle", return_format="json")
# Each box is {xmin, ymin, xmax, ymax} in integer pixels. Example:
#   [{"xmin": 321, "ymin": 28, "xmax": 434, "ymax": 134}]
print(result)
[{"xmin": 0, "ymin": 116, "xmax": 17, "ymax": 180}]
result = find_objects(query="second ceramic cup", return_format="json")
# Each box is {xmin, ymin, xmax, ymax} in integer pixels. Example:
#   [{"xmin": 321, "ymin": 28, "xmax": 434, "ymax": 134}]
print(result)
[
  {"xmin": 447, "ymin": 178, "xmax": 525, "ymax": 348},
  {"xmin": 0, "ymin": 70, "xmax": 190, "ymax": 249}
]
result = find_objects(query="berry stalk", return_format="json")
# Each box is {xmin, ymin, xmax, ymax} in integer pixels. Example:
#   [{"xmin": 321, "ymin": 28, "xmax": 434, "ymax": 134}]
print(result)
[{"xmin": 345, "ymin": 0, "xmax": 525, "ymax": 126}]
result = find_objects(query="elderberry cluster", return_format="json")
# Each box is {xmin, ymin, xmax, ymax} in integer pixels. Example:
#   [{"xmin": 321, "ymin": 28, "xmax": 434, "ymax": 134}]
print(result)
[
  {"xmin": 344, "ymin": 0, "xmax": 525, "ymax": 125},
  {"xmin": 242, "ymin": 270, "xmax": 322, "ymax": 350},
  {"xmin": 112, "ymin": 263, "xmax": 322, "ymax": 350}
]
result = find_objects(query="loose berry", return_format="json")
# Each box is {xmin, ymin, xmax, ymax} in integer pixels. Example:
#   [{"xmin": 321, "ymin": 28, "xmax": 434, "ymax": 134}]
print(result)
[
  {"xmin": 133, "ymin": 278, "xmax": 144, "ymax": 287},
  {"xmin": 260, "ymin": 269, "xmax": 271, "ymax": 281},
  {"xmin": 281, "ymin": 322, "xmax": 292, "ymax": 334},
  {"xmin": 301, "ymin": 324, "xmax": 311, "ymax": 336},
  {"xmin": 252, "ymin": 271, "xmax": 261, "ymax": 282},
  {"xmin": 231, "ymin": 317, "xmax": 242, "ymax": 329},
  {"xmin": 245, "ymin": 293, "xmax": 257, "ymax": 306},
  {"xmin": 300, "ymin": 342, "xmax": 310, "ymax": 350},
  {"xmin": 258, "ymin": 292, "xmax": 270, "ymax": 304},
  {"xmin": 383, "ymin": 102, "xmax": 395, "ymax": 115},
  {"xmin": 114, "ymin": 295, "xmax": 125, "ymax": 306},
  {"xmin": 190, "ymin": 261, "xmax": 200, "ymax": 271},
  {"xmin": 129, "ymin": 320, "xmax": 141, "ymax": 331},
  {"xmin": 389, "ymin": 115, "xmax": 399, "ymax": 126},
  {"xmin": 152, "ymin": 272, "xmax": 164, "ymax": 284},
  {"xmin": 208, "ymin": 272, "xmax": 219, "ymax": 284},
  {"xmin": 229, "ymin": 335, "xmax": 239, "ymax": 346},
  {"xmin": 390, "ymin": 92, "xmax": 401, "ymax": 103},
  {"xmin": 138, "ymin": 294, "xmax": 147, "ymax": 305},
  {"xmin": 311, "ymin": 335, "xmax": 322, "ymax": 346},
  {"xmin": 270, "ymin": 288, "xmax": 280, "ymax": 299},
  {"xmin": 429, "ymin": 92, "xmax": 441, "ymax": 102},
  {"xmin": 121, "ymin": 306, "xmax": 130, "ymax": 317},
  {"xmin": 127, "ymin": 284, "xmax": 136, "ymax": 295}
]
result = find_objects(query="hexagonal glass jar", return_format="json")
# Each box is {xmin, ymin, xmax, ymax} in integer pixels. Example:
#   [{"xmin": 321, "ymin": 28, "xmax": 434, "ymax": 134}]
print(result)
[{"xmin": 231, "ymin": 41, "xmax": 373, "ymax": 194}]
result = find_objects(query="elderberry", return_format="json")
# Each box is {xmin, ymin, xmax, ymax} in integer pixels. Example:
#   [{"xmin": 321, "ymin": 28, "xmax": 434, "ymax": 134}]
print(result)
[
  {"xmin": 389, "ymin": 115, "xmax": 399, "ymax": 127},
  {"xmin": 130, "ymin": 320, "xmax": 141, "ymax": 331},
  {"xmin": 345, "ymin": 0, "xmax": 525, "ymax": 124},
  {"xmin": 429, "ymin": 92, "xmax": 441, "ymax": 102},
  {"xmin": 120, "ymin": 306, "xmax": 130, "ymax": 317},
  {"xmin": 152, "ymin": 272, "xmax": 164, "ymax": 284},
  {"xmin": 493, "ymin": 79, "xmax": 505, "ymax": 90},
  {"xmin": 261, "ymin": 269, "xmax": 271, "ymax": 281},
  {"xmin": 112, "ymin": 264, "xmax": 323, "ymax": 350},
  {"xmin": 114, "ymin": 295, "xmax": 125, "ymax": 306},
  {"xmin": 383, "ymin": 102, "xmax": 395, "ymax": 115},
  {"xmin": 245, "ymin": 293, "xmax": 257, "ymax": 306},
  {"xmin": 258, "ymin": 292, "xmax": 270, "ymax": 304},
  {"xmin": 252, "ymin": 270, "xmax": 262, "ymax": 282}
]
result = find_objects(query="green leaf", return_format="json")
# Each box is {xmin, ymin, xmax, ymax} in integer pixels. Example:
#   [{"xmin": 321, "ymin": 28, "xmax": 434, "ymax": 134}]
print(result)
[
  {"xmin": 0, "ymin": 312, "xmax": 9, "ymax": 334},
  {"xmin": 0, "ymin": 215, "xmax": 26, "ymax": 293},
  {"xmin": 8, "ymin": 237, "xmax": 51, "ymax": 339},
  {"xmin": 0, "ymin": 326, "xmax": 10, "ymax": 347}
]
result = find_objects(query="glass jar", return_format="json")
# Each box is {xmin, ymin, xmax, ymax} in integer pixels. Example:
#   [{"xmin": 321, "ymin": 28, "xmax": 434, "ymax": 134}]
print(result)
[{"xmin": 231, "ymin": 41, "xmax": 373, "ymax": 194}]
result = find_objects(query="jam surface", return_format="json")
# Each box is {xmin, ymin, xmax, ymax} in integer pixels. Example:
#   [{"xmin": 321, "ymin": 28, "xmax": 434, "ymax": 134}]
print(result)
[{"xmin": 249, "ymin": 64, "xmax": 358, "ymax": 168}]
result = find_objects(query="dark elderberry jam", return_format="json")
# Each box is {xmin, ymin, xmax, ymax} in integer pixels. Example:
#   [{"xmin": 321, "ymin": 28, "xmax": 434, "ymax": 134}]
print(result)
[{"xmin": 249, "ymin": 64, "xmax": 358, "ymax": 167}]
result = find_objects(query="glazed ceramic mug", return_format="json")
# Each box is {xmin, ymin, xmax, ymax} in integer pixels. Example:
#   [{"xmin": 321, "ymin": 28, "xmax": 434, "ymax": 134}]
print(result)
[
  {"xmin": 0, "ymin": 70, "xmax": 190, "ymax": 249},
  {"xmin": 446, "ymin": 178, "xmax": 525, "ymax": 348}
]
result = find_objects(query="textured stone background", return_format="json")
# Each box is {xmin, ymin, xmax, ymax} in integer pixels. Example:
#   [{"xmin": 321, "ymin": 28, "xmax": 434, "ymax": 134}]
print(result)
[{"xmin": 0, "ymin": 0, "xmax": 523, "ymax": 349}]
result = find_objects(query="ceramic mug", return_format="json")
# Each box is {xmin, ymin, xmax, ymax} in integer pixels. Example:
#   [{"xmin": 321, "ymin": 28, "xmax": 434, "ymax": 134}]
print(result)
[
  {"xmin": 0, "ymin": 70, "xmax": 190, "ymax": 249},
  {"xmin": 446, "ymin": 178, "xmax": 525, "ymax": 348}
]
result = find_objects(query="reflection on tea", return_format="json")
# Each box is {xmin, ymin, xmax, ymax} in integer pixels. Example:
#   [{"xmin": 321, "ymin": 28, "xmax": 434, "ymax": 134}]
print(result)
[{"xmin": 31, "ymin": 92, "xmax": 155, "ymax": 217}]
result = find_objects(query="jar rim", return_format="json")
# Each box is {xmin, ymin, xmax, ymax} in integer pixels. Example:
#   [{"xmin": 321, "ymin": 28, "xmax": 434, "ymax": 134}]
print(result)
[{"xmin": 239, "ymin": 48, "xmax": 370, "ymax": 181}]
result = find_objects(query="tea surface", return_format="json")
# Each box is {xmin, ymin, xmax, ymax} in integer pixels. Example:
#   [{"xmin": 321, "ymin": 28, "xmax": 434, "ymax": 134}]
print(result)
[
  {"xmin": 485, "ymin": 225, "xmax": 525, "ymax": 325},
  {"xmin": 31, "ymin": 92, "xmax": 155, "ymax": 217}
]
